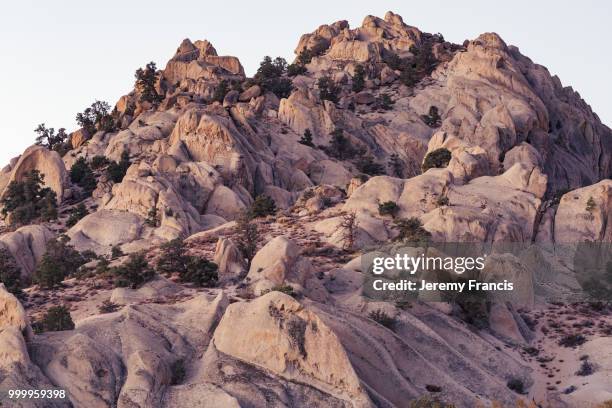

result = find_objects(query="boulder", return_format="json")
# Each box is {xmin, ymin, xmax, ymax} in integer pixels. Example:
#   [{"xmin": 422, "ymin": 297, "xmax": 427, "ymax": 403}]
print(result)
[
  {"xmin": 205, "ymin": 185, "xmax": 250, "ymax": 221},
  {"xmin": 213, "ymin": 238, "xmax": 245, "ymax": 280},
  {"xmin": 0, "ymin": 283, "xmax": 32, "ymax": 339},
  {"xmin": 238, "ymin": 85, "xmax": 262, "ymax": 102},
  {"xmin": 246, "ymin": 236, "xmax": 314, "ymax": 294},
  {"xmin": 0, "ymin": 145, "xmax": 67, "ymax": 203},
  {"xmin": 0, "ymin": 225, "xmax": 54, "ymax": 280},
  {"xmin": 70, "ymin": 128, "xmax": 90, "ymax": 149},
  {"xmin": 212, "ymin": 292, "xmax": 372, "ymax": 407},
  {"xmin": 554, "ymin": 179, "xmax": 612, "ymax": 242},
  {"xmin": 67, "ymin": 210, "xmax": 144, "ymax": 254},
  {"xmin": 222, "ymin": 90, "xmax": 239, "ymax": 107}
]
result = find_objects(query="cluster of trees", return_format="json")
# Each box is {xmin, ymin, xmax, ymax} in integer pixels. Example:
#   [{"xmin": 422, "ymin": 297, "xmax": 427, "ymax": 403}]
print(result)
[
  {"xmin": 253, "ymin": 56, "xmax": 293, "ymax": 98},
  {"xmin": 76, "ymin": 100, "xmax": 116, "ymax": 135},
  {"xmin": 34, "ymin": 238, "xmax": 88, "ymax": 289},
  {"xmin": 70, "ymin": 157, "xmax": 97, "ymax": 197},
  {"xmin": 383, "ymin": 33, "xmax": 443, "ymax": 88},
  {"xmin": 135, "ymin": 61, "xmax": 162, "ymax": 104},
  {"xmin": 156, "ymin": 239, "xmax": 218, "ymax": 287},
  {"xmin": 34, "ymin": 124, "xmax": 70, "ymax": 154},
  {"xmin": 1, "ymin": 170, "xmax": 57, "ymax": 225}
]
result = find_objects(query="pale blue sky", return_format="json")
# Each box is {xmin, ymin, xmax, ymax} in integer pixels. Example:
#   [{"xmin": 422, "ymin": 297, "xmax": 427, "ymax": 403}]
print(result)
[{"xmin": 0, "ymin": 0, "xmax": 610, "ymax": 166}]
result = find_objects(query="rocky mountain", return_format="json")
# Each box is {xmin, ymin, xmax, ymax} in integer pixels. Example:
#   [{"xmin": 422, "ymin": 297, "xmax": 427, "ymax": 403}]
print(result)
[{"xmin": 0, "ymin": 11, "xmax": 610, "ymax": 408}]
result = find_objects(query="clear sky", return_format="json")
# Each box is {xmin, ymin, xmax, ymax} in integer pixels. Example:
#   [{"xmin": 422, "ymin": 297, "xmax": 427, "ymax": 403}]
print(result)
[{"xmin": 0, "ymin": 0, "xmax": 610, "ymax": 166}]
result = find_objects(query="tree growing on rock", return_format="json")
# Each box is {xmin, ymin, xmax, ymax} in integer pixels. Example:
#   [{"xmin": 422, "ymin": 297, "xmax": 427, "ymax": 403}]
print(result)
[
  {"xmin": 254, "ymin": 56, "xmax": 293, "ymax": 98},
  {"xmin": 298, "ymin": 129, "xmax": 314, "ymax": 147},
  {"xmin": 135, "ymin": 61, "xmax": 162, "ymax": 104},
  {"xmin": 155, "ymin": 238, "xmax": 218, "ymax": 286},
  {"xmin": 324, "ymin": 129, "xmax": 359, "ymax": 160},
  {"xmin": 249, "ymin": 195, "xmax": 277, "ymax": 218},
  {"xmin": 157, "ymin": 238, "xmax": 188, "ymax": 274},
  {"xmin": 421, "ymin": 106, "xmax": 442, "ymax": 128},
  {"xmin": 107, "ymin": 150, "xmax": 131, "ymax": 183},
  {"xmin": 182, "ymin": 256, "xmax": 218, "ymax": 287},
  {"xmin": 34, "ymin": 238, "xmax": 85, "ymax": 288},
  {"xmin": 236, "ymin": 212, "xmax": 259, "ymax": 268},
  {"xmin": 212, "ymin": 80, "xmax": 229, "ymax": 102},
  {"xmin": 388, "ymin": 153, "xmax": 404, "ymax": 178},
  {"xmin": 318, "ymin": 76, "xmax": 340, "ymax": 103},
  {"xmin": 0, "ymin": 247, "xmax": 22, "ymax": 295},
  {"xmin": 392, "ymin": 217, "xmax": 431, "ymax": 245},
  {"xmin": 33, "ymin": 305, "xmax": 74, "ymax": 333},
  {"xmin": 421, "ymin": 148, "xmax": 451, "ymax": 173},
  {"xmin": 351, "ymin": 64, "xmax": 366, "ymax": 92},
  {"xmin": 112, "ymin": 252, "xmax": 155, "ymax": 289},
  {"xmin": 70, "ymin": 157, "xmax": 97, "ymax": 197},
  {"xmin": 355, "ymin": 155, "xmax": 386, "ymax": 176},
  {"xmin": 34, "ymin": 124, "xmax": 69, "ymax": 153},
  {"xmin": 66, "ymin": 203, "xmax": 88, "ymax": 227},
  {"xmin": 1, "ymin": 170, "xmax": 58, "ymax": 225},
  {"xmin": 339, "ymin": 211, "xmax": 359, "ymax": 251},
  {"xmin": 76, "ymin": 100, "xmax": 116, "ymax": 134}
]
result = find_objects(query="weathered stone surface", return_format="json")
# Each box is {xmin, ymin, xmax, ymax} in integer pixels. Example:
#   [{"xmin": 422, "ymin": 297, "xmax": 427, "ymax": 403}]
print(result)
[
  {"xmin": 0, "ymin": 145, "xmax": 67, "ymax": 203},
  {"xmin": 212, "ymin": 292, "xmax": 372, "ymax": 407}
]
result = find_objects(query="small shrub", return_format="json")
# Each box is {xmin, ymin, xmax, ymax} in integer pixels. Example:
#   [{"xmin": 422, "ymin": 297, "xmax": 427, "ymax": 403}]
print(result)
[
  {"xmin": 576, "ymin": 359, "xmax": 595, "ymax": 376},
  {"xmin": 34, "ymin": 306, "xmax": 74, "ymax": 333},
  {"xmin": 170, "ymin": 359, "xmax": 186, "ymax": 385},
  {"xmin": 90, "ymin": 155, "xmax": 110, "ymax": 170},
  {"xmin": 351, "ymin": 64, "xmax": 365, "ymax": 92},
  {"xmin": 318, "ymin": 76, "xmax": 340, "ymax": 103},
  {"xmin": 339, "ymin": 212, "xmax": 358, "ymax": 251},
  {"xmin": 299, "ymin": 129, "xmax": 314, "ymax": 147},
  {"xmin": 369, "ymin": 309, "xmax": 396, "ymax": 330},
  {"xmin": 112, "ymin": 252, "xmax": 155, "ymax": 289},
  {"xmin": 236, "ymin": 213, "xmax": 259, "ymax": 268},
  {"xmin": 425, "ymin": 385, "xmax": 442, "ymax": 393},
  {"xmin": 388, "ymin": 153, "xmax": 404, "ymax": 178},
  {"xmin": 421, "ymin": 148, "xmax": 451, "ymax": 173},
  {"xmin": 393, "ymin": 217, "xmax": 431, "ymax": 244},
  {"xmin": 325, "ymin": 129, "xmax": 360, "ymax": 160},
  {"xmin": 66, "ymin": 203, "xmax": 88, "ymax": 227},
  {"xmin": 70, "ymin": 158, "xmax": 97, "ymax": 196},
  {"xmin": 0, "ymin": 247, "xmax": 22, "ymax": 295},
  {"xmin": 506, "ymin": 378, "xmax": 526, "ymax": 394},
  {"xmin": 145, "ymin": 207, "xmax": 160, "ymax": 227},
  {"xmin": 212, "ymin": 80, "xmax": 229, "ymax": 103},
  {"xmin": 262, "ymin": 284, "xmax": 294, "ymax": 297},
  {"xmin": 409, "ymin": 396, "xmax": 455, "ymax": 408},
  {"xmin": 436, "ymin": 195, "xmax": 449, "ymax": 207},
  {"xmin": 421, "ymin": 106, "xmax": 442, "ymax": 128},
  {"xmin": 249, "ymin": 195, "xmax": 277, "ymax": 218},
  {"xmin": 559, "ymin": 334, "xmax": 586, "ymax": 348},
  {"xmin": 107, "ymin": 150, "xmax": 131, "ymax": 183},
  {"xmin": 287, "ymin": 63, "xmax": 307, "ymax": 77},
  {"xmin": 181, "ymin": 256, "xmax": 218, "ymax": 287},
  {"xmin": 156, "ymin": 238, "xmax": 188, "ymax": 274},
  {"xmin": 355, "ymin": 155, "xmax": 386, "ymax": 176},
  {"xmin": 378, "ymin": 201, "xmax": 399, "ymax": 217},
  {"xmin": 111, "ymin": 245, "xmax": 123, "ymax": 259},
  {"xmin": 287, "ymin": 317, "xmax": 308, "ymax": 358},
  {"xmin": 379, "ymin": 93, "xmax": 395, "ymax": 110},
  {"xmin": 98, "ymin": 300, "xmax": 120, "ymax": 314},
  {"xmin": 586, "ymin": 196, "xmax": 596, "ymax": 213}
]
